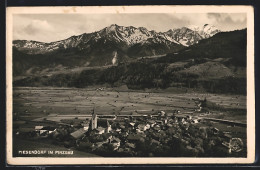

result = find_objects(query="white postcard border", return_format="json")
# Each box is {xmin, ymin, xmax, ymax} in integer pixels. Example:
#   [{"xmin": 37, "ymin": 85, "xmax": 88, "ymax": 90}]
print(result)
[{"xmin": 6, "ymin": 5, "xmax": 255, "ymax": 165}]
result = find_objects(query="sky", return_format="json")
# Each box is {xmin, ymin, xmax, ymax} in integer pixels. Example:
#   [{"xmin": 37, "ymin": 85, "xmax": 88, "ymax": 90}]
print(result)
[{"xmin": 13, "ymin": 13, "xmax": 247, "ymax": 43}]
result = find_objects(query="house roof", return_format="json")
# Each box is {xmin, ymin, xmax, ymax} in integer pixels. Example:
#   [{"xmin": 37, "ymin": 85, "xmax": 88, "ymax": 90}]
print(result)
[
  {"xmin": 119, "ymin": 125, "xmax": 126, "ymax": 129},
  {"xmin": 35, "ymin": 126, "xmax": 44, "ymax": 130},
  {"xmin": 148, "ymin": 120, "xmax": 156, "ymax": 124},
  {"xmin": 127, "ymin": 134, "xmax": 142, "ymax": 141},
  {"xmin": 96, "ymin": 141, "xmax": 105, "ymax": 147},
  {"xmin": 153, "ymin": 126, "xmax": 161, "ymax": 131},
  {"xmin": 111, "ymin": 137, "xmax": 121, "ymax": 142},
  {"xmin": 129, "ymin": 122, "xmax": 135, "ymax": 126},
  {"xmin": 41, "ymin": 126, "xmax": 56, "ymax": 131},
  {"xmin": 70, "ymin": 128, "xmax": 88, "ymax": 139},
  {"xmin": 125, "ymin": 142, "xmax": 135, "ymax": 149},
  {"xmin": 151, "ymin": 139, "xmax": 160, "ymax": 145},
  {"xmin": 156, "ymin": 120, "xmax": 163, "ymax": 123},
  {"xmin": 116, "ymin": 128, "xmax": 121, "ymax": 131},
  {"xmin": 97, "ymin": 127, "xmax": 106, "ymax": 131},
  {"xmin": 138, "ymin": 124, "xmax": 146, "ymax": 128}
]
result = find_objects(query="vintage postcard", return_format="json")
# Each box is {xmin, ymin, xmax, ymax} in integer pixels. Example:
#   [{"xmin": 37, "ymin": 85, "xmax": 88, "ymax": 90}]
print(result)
[{"xmin": 6, "ymin": 5, "xmax": 255, "ymax": 165}]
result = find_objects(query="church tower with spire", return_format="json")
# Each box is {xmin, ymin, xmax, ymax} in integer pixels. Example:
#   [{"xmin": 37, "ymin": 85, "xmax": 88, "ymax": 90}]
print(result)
[
  {"xmin": 106, "ymin": 120, "xmax": 111, "ymax": 133},
  {"xmin": 91, "ymin": 108, "xmax": 97, "ymax": 130}
]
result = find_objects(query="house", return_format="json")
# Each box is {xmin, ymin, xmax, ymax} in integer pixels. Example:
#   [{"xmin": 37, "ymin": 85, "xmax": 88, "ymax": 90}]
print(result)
[
  {"xmin": 173, "ymin": 117, "xmax": 178, "ymax": 123},
  {"xmin": 83, "ymin": 125, "xmax": 89, "ymax": 131},
  {"xmin": 137, "ymin": 124, "xmax": 150, "ymax": 132},
  {"xmin": 195, "ymin": 107, "xmax": 202, "ymax": 112},
  {"xmin": 148, "ymin": 120, "xmax": 156, "ymax": 127},
  {"xmin": 95, "ymin": 141, "xmax": 106, "ymax": 148},
  {"xmin": 39, "ymin": 129, "xmax": 48, "ymax": 135},
  {"xmin": 159, "ymin": 111, "xmax": 166, "ymax": 117},
  {"xmin": 125, "ymin": 142, "xmax": 135, "ymax": 149},
  {"xmin": 40, "ymin": 126, "xmax": 56, "ymax": 135},
  {"xmin": 144, "ymin": 124, "xmax": 150, "ymax": 130},
  {"xmin": 110, "ymin": 137, "xmax": 121, "ymax": 150},
  {"xmin": 119, "ymin": 124, "xmax": 126, "ymax": 129},
  {"xmin": 121, "ymin": 131, "xmax": 129, "ymax": 138},
  {"xmin": 155, "ymin": 120, "xmax": 163, "ymax": 125},
  {"xmin": 136, "ymin": 129, "xmax": 144, "ymax": 133},
  {"xmin": 164, "ymin": 118, "xmax": 168, "ymax": 124},
  {"xmin": 181, "ymin": 118, "xmax": 188, "ymax": 124},
  {"xmin": 104, "ymin": 134, "xmax": 113, "ymax": 142},
  {"xmin": 151, "ymin": 139, "xmax": 161, "ymax": 146},
  {"xmin": 167, "ymin": 123, "xmax": 173, "ymax": 127},
  {"xmin": 115, "ymin": 128, "xmax": 122, "ymax": 133},
  {"xmin": 35, "ymin": 126, "xmax": 56, "ymax": 135},
  {"xmin": 129, "ymin": 122, "xmax": 135, "ymax": 128},
  {"xmin": 117, "ymin": 148, "xmax": 124, "ymax": 153},
  {"xmin": 192, "ymin": 119, "xmax": 199, "ymax": 124},
  {"xmin": 186, "ymin": 115, "xmax": 192, "ymax": 120},
  {"xmin": 174, "ymin": 110, "xmax": 181, "ymax": 114},
  {"xmin": 152, "ymin": 125, "xmax": 161, "ymax": 132},
  {"xmin": 167, "ymin": 118, "xmax": 174, "ymax": 123},
  {"xmin": 96, "ymin": 127, "xmax": 106, "ymax": 134},
  {"xmin": 81, "ymin": 121, "xmax": 90, "ymax": 131},
  {"xmin": 70, "ymin": 128, "xmax": 88, "ymax": 139},
  {"xmin": 137, "ymin": 124, "xmax": 145, "ymax": 131},
  {"xmin": 35, "ymin": 126, "xmax": 44, "ymax": 131},
  {"xmin": 127, "ymin": 134, "xmax": 143, "ymax": 142},
  {"xmin": 212, "ymin": 127, "xmax": 219, "ymax": 134}
]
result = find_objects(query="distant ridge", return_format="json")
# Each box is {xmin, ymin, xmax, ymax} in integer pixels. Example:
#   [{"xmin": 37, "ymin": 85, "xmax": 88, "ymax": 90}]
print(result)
[{"xmin": 13, "ymin": 24, "xmax": 220, "ymax": 54}]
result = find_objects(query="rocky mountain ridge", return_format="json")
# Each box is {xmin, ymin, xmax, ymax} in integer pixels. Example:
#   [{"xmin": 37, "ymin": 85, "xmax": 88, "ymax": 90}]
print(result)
[{"xmin": 13, "ymin": 24, "xmax": 220, "ymax": 54}]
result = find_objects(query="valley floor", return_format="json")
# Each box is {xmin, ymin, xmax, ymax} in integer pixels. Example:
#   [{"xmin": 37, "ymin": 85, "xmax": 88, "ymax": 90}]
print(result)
[
  {"xmin": 13, "ymin": 86, "xmax": 246, "ymax": 122},
  {"xmin": 12, "ymin": 86, "xmax": 247, "ymax": 157}
]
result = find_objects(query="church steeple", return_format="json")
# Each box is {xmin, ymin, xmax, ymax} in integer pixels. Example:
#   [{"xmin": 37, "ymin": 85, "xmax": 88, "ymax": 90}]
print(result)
[
  {"xmin": 91, "ymin": 108, "xmax": 97, "ymax": 130},
  {"xmin": 106, "ymin": 120, "xmax": 111, "ymax": 133}
]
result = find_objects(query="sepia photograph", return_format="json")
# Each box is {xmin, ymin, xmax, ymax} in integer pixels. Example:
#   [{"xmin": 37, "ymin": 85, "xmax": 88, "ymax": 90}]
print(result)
[{"xmin": 6, "ymin": 6, "xmax": 255, "ymax": 165}]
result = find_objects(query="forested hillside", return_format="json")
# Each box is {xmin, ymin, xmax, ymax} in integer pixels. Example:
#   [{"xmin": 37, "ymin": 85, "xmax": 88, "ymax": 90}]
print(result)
[{"xmin": 14, "ymin": 29, "xmax": 247, "ymax": 94}]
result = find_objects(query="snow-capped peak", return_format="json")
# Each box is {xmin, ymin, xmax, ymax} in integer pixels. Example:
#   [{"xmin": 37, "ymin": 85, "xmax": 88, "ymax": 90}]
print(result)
[
  {"xmin": 13, "ymin": 24, "xmax": 222, "ymax": 55},
  {"xmin": 187, "ymin": 25, "xmax": 201, "ymax": 32},
  {"xmin": 202, "ymin": 24, "xmax": 220, "ymax": 36},
  {"xmin": 186, "ymin": 24, "xmax": 220, "ymax": 38},
  {"xmin": 105, "ymin": 24, "xmax": 119, "ymax": 32}
]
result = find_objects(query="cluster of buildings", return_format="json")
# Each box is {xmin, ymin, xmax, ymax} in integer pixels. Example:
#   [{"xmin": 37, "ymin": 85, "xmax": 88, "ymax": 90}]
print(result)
[
  {"xmin": 62, "ymin": 110, "xmax": 207, "ymax": 154},
  {"xmin": 24, "ymin": 108, "xmax": 242, "ymax": 156}
]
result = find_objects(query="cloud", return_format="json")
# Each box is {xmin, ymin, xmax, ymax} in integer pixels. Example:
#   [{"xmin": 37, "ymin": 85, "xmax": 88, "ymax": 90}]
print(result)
[
  {"xmin": 207, "ymin": 13, "xmax": 222, "ymax": 21},
  {"xmin": 13, "ymin": 13, "xmax": 247, "ymax": 42},
  {"xmin": 13, "ymin": 17, "xmax": 56, "ymax": 42},
  {"xmin": 24, "ymin": 19, "xmax": 53, "ymax": 35},
  {"xmin": 206, "ymin": 13, "xmax": 247, "ymax": 31}
]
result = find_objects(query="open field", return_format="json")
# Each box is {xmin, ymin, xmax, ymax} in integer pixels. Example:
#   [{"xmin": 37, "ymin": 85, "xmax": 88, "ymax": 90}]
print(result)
[{"xmin": 13, "ymin": 86, "xmax": 246, "ymax": 123}]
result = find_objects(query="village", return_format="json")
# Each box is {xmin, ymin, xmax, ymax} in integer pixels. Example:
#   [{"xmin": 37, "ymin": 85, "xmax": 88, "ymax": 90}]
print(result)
[
  {"xmin": 12, "ymin": 86, "xmax": 247, "ymax": 157},
  {"xmin": 15, "ymin": 105, "xmax": 245, "ymax": 157}
]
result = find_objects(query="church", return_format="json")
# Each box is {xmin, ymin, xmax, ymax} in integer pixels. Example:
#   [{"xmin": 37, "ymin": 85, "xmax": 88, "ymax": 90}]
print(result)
[{"xmin": 91, "ymin": 108, "xmax": 97, "ymax": 130}]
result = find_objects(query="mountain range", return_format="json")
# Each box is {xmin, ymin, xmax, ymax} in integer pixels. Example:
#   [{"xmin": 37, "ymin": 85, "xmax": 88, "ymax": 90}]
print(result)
[
  {"xmin": 13, "ymin": 24, "xmax": 220, "ymax": 75},
  {"xmin": 13, "ymin": 24, "xmax": 246, "ymax": 94},
  {"xmin": 14, "ymin": 24, "xmax": 220, "ymax": 52}
]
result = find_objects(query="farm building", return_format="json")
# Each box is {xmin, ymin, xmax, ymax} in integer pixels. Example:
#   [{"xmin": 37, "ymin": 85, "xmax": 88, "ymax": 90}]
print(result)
[
  {"xmin": 96, "ymin": 127, "xmax": 106, "ymax": 134},
  {"xmin": 40, "ymin": 126, "xmax": 56, "ymax": 135},
  {"xmin": 70, "ymin": 128, "xmax": 88, "ymax": 139},
  {"xmin": 35, "ymin": 126, "xmax": 44, "ymax": 131}
]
